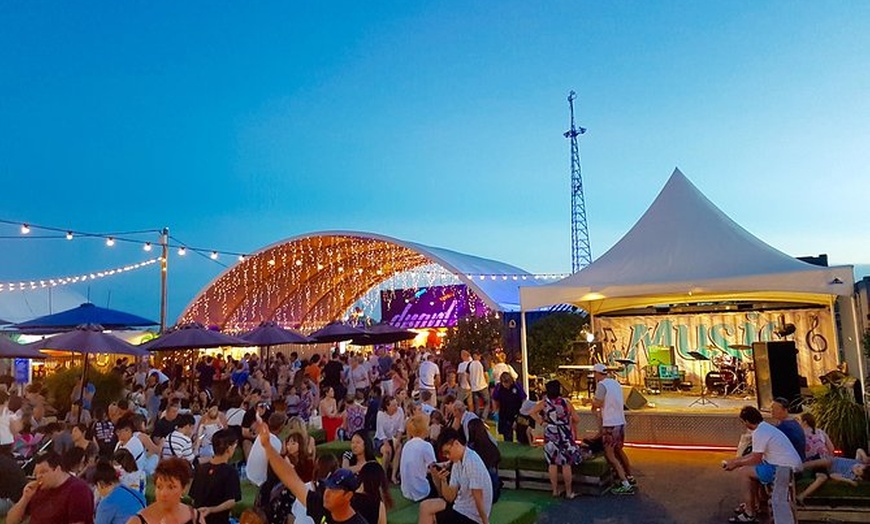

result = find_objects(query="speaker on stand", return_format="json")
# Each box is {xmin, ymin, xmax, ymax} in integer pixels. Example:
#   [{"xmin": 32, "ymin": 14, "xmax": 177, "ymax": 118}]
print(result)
[
  {"xmin": 621, "ymin": 385, "xmax": 649, "ymax": 410},
  {"xmin": 752, "ymin": 341, "xmax": 801, "ymax": 411}
]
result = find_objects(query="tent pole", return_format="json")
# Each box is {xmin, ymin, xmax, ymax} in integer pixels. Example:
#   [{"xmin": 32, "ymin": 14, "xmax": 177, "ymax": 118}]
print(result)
[
  {"xmin": 849, "ymin": 296, "xmax": 866, "ymax": 399},
  {"xmin": 78, "ymin": 352, "xmax": 88, "ymax": 424},
  {"xmin": 159, "ymin": 227, "xmax": 169, "ymax": 333},
  {"xmin": 520, "ymin": 310, "xmax": 529, "ymax": 395}
]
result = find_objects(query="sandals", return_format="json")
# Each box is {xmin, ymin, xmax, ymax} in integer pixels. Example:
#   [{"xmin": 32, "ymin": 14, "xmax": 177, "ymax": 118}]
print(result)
[{"xmin": 565, "ymin": 492, "xmax": 577, "ymax": 500}]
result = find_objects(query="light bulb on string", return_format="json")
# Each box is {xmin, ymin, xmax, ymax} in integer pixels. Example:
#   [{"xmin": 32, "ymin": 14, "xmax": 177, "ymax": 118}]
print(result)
[
  {"xmin": 21, "ymin": 224, "xmax": 30, "ymax": 234},
  {"xmin": 238, "ymin": 255, "xmax": 246, "ymax": 262},
  {"xmin": 210, "ymin": 251, "xmax": 218, "ymax": 260},
  {"xmin": 143, "ymin": 242, "xmax": 152, "ymax": 252},
  {"xmin": 65, "ymin": 231, "xmax": 73, "ymax": 240},
  {"xmin": 178, "ymin": 247, "xmax": 187, "ymax": 256},
  {"xmin": 106, "ymin": 237, "xmax": 115, "ymax": 247}
]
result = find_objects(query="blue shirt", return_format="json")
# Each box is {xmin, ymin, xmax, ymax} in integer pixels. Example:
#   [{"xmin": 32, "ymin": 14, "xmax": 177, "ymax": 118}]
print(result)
[
  {"xmin": 776, "ymin": 419, "xmax": 807, "ymax": 461},
  {"xmin": 96, "ymin": 484, "xmax": 146, "ymax": 524}
]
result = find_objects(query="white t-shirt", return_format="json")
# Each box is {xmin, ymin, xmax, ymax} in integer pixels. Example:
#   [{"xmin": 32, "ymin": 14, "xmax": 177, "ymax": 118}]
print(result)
[
  {"xmin": 491, "ymin": 362, "xmax": 518, "ymax": 381},
  {"xmin": 752, "ymin": 421, "xmax": 802, "ymax": 469},
  {"xmin": 418, "ymin": 360, "xmax": 440, "ymax": 390},
  {"xmin": 400, "ymin": 437, "xmax": 437, "ymax": 502},
  {"xmin": 595, "ymin": 378, "xmax": 626, "ymax": 427},
  {"xmin": 375, "ymin": 408, "xmax": 405, "ymax": 441},
  {"xmin": 457, "ymin": 359, "xmax": 472, "ymax": 390},
  {"xmin": 0, "ymin": 406, "xmax": 20, "ymax": 445},
  {"xmin": 246, "ymin": 433, "xmax": 283, "ymax": 487},
  {"xmin": 116, "ymin": 434, "xmax": 147, "ymax": 473},
  {"xmin": 468, "ymin": 359, "xmax": 487, "ymax": 392}
]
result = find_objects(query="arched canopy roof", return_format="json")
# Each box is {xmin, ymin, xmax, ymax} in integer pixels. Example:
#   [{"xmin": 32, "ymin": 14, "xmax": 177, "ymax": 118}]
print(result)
[{"xmin": 180, "ymin": 231, "xmax": 539, "ymax": 331}]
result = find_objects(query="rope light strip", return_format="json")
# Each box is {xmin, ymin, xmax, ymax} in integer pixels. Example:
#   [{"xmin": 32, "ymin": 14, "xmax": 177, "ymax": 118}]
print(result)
[{"xmin": 0, "ymin": 258, "xmax": 160, "ymax": 292}]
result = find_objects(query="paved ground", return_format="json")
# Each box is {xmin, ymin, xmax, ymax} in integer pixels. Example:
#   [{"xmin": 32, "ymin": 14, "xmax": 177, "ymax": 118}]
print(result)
[{"xmin": 538, "ymin": 448, "xmax": 749, "ymax": 524}]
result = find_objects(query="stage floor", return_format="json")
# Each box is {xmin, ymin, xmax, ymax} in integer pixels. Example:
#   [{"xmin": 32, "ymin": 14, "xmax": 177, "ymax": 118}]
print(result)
[{"xmin": 568, "ymin": 391, "xmax": 756, "ymax": 448}]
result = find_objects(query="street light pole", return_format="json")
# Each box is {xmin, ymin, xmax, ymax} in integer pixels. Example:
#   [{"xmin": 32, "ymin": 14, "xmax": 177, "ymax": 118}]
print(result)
[{"xmin": 160, "ymin": 227, "xmax": 169, "ymax": 333}]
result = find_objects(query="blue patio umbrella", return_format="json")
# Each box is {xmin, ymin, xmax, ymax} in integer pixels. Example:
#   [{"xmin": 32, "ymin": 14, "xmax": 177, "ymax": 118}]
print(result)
[
  {"xmin": 27, "ymin": 324, "xmax": 147, "ymax": 422},
  {"xmin": 140, "ymin": 322, "xmax": 253, "ymax": 351},
  {"xmin": 14, "ymin": 302, "xmax": 158, "ymax": 333},
  {"xmin": 0, "ymin": 336, "xmax": 47, "ymax": 359},
  {"xmin": 351, "ymin": 322, "xmax": 417, "ymax": 346},
  {"xmin": 310, "ymin": 321, "xmax": 367, "ymax": 344}
]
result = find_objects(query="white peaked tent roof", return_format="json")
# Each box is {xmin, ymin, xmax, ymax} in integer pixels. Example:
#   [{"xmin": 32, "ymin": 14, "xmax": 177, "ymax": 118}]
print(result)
[{"xmin": 520, "ymin": 168, "xmax": 854, "ymax": 314}]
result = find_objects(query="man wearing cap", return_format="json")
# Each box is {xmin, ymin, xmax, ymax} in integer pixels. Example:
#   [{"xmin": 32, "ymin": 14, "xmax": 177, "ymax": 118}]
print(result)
[
  {"xmin": 770, "ymin": 397, "xmax": 806, "ymax": 461},
  {"xmin": 256, "ymin": 423, "xmax": 368, "ymax": 523},
  {"xmin": 591, "ymin": 362, "xmax": 636, "ymax": 495},
  {"xmin": 419, "ymin": 353, "xmax": 440, "ymax": 407}
]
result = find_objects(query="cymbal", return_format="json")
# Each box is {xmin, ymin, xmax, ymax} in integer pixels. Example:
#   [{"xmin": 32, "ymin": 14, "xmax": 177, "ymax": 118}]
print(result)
[
  {"xmin": 615, "ymin": 358, "xmax": 635, "ymax": 365},
  {"xmin": 729, "ymin": 344, "xmax": 752, "ymax": 350}
]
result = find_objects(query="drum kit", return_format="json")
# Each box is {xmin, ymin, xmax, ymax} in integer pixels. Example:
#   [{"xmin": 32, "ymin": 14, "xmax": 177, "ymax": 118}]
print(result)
[{"xmin": 703, "ymin": 344, "xmax": 755, "ymax": 397}]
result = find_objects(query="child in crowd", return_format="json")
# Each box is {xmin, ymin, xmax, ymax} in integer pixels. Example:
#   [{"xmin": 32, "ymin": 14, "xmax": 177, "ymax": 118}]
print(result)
[
  {"xmin": 797, "ymin": 449, "xmax": 870, "ymax": 504},
  {"xmin": 113, "ymin": 448, "xmax": 146, "ymax": 493}
]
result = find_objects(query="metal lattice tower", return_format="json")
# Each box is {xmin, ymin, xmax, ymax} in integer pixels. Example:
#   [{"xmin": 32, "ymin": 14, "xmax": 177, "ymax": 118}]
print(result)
[{"xmin": 564, "ymin": 90, "xmax": 592, "ymax": 271}]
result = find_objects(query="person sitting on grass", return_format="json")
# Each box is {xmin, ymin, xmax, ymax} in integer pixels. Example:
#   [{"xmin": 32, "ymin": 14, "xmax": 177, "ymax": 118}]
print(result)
[
  {"xmin": 189, "ymin": 429, "xmax": 242, "ymax": 524},
  {"xmin": 94, "ymin": 459, "xmax": 146, "ymax": 524},
  {"xmin": 400, "ymin": 413, "xmax": 437, "ymax": 503},
  {"xmin": 418, "ymin": 427, "xmax": 492, "ymax": 524},
  {"xmin": 796, "ymin": 448, "xmax": 870, "ymax": 505},
  {"xmin": 255, "ymin": 422, "xmax": 368, "ymax": 523}
]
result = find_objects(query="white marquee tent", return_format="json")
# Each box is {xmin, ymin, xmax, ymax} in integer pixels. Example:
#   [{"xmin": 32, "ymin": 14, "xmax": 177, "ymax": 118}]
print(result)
[{"xmin": 518, "ymin": 168, "xmax": 861, "ymax": 391}]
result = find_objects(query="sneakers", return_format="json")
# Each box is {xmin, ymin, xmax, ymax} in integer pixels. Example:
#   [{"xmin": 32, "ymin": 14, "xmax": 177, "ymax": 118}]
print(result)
[
  {"xmin": 610, "ymin": 484, "xmax": 637, "ymax": 495},
  {"xmin": 728, "ymin": 511, "xmax": 758, "ymax": 523},
  {"xmin": 626, "ymin": 476, "xmax": 637, "ymax": 486}
]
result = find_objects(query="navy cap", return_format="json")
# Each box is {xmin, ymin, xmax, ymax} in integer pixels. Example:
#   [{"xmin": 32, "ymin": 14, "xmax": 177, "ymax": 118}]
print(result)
[{"xmin": 323, "ymin": 468, "xmax": 360, "ymax": 491}]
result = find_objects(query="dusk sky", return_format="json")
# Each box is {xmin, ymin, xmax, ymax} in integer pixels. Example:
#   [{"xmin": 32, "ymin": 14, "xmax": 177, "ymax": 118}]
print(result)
[{"xmin": 1, "ymin": 2, "xmax": 868, "ymax": 323}]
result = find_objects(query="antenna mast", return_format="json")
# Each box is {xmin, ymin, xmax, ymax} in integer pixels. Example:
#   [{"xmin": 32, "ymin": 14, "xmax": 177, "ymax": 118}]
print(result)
[{"xmin": 565, "ymin": 90, "xmax": 592, "ymax": 271}]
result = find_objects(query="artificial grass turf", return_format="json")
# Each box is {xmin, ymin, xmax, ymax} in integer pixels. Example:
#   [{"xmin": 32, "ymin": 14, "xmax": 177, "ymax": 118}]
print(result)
[{"xmin": 796, "ymin": 477, "xmax": 870, "ymax": 506}]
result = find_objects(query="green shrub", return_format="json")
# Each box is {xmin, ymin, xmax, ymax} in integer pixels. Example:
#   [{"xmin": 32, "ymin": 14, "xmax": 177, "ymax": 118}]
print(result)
[
  {"xmin": 806, "ymin": 384, "xmax": 869, "ymax": 457},
  {"xmin": 43, "ymin": 366, "xmax": 125, "ymax": 415}
]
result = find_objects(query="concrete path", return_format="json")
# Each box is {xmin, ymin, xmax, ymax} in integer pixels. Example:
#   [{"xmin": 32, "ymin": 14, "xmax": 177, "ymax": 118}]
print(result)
[{"xmin": 538, "ymin": 448, "xmax": 752, "ymax": 524}]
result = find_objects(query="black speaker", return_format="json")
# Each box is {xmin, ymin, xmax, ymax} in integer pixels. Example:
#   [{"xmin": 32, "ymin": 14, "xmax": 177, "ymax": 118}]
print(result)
[
  {"xmin": 621, "ymin": 385, "xmax": 648, "ymax": 410},
  {"xmin": 753, "ymin": 341, "xmax": 801, "ymax": 411}
]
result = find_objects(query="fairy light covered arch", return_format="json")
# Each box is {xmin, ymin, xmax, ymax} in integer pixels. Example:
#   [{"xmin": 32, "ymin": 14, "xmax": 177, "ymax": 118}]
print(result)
[{"xmin": 179, "ymin": 231, "xmax": 540, "ymax": 331}]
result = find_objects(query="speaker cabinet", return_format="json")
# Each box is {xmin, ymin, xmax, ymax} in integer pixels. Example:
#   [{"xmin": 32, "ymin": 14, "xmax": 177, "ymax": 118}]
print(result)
[
  {"xmin": 753, "ymin": 341, "xmax": 801, "ymax": 412},
  {"xmin": 621, "ymin": 385, "xmax": 648, "ymax": 410}
]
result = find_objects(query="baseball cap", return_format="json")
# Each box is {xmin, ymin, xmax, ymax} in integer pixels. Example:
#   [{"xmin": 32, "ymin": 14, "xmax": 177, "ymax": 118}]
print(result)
[
  {"xmin": 323, "ymin": 469, "xmax": 360, "ymax": 491},
  {"xmin": 592, "ymin": 363, "xmax": 608, "ymax": 374}
]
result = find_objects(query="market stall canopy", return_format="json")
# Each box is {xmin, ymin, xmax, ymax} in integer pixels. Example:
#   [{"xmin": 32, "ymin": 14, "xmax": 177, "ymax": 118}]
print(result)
[
  {"xmin": 14, "ymin": 302, "xmax": 158, "ymax": 333},
  {"xmin": 0, "ymin": 336, "xmax": 47, "ymax": 359},
  {"xmin": 239, "ymin": 321, "xmax": 314, "ymax": 345},
  {"xmin": 141, "ymin": 322, "xmax": 253, "ymax": 351},
  {"xmin": 26, "ymin": 324, "xmax": 147, "ymax": 356},
  {"xmin": 351, "ymin": 322, "xmax": 417, "ymax": 345},
  {"xmin": 310, "ymin": 321, "xmax": 366, "ymax": 343},
  {"xmin": 520, "ymin": 168, "xmax": 854, "ymax": 314}
]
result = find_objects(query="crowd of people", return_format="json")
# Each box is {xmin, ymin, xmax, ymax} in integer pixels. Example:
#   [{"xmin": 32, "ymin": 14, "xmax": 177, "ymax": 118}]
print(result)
[
  {"xmin": 2, "ymin": 344, "xmax": 595, "ymax": 524},
  {"xmin": 723, "ymin": 398, "xmax": 870, "ymax": 523}
]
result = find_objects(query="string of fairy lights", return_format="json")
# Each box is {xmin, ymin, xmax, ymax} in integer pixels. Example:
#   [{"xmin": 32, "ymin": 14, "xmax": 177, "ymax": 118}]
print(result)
[{"xmin": 1, "ymin": 218, "xmax": 570, "ymax": 283}]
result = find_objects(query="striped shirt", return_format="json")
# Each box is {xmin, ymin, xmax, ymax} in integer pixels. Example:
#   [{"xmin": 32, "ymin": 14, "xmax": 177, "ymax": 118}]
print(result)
[{"xmin": 161, "ymin": 430, "xmax": 194, "ymax": 462}]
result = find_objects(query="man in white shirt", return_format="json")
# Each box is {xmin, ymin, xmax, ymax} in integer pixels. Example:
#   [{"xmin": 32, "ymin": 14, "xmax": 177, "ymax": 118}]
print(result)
[
  {"xmin": 161, "ymin": 413, "xmax": 196, "ymax": 463},
  {"xmin": 724, "ymin": 406, "xmax": 802, "ymax": 523},
  {"xmin": 592, "ymin": 363, "xmax": 635, "ymax": 495},
  {"xmin": 400, "ymin": 414, "xmax": 437, "ymax": 502},
  {"xmin": 456, "ymin": 350, "xmax": 473, "ymax": 411},
  {"xmin": 419, "ymin": 427, "xmax": 492, "ymax": 524},
  {"xmin": 418, "ymin": 353, "xmax": 440, "ymax": 406},
  {"xmin": 468, "ymin": 351, "xmax": 490, "ymax": 420},
  {"xmin": 246, "ymin": 412, "xmax": 286, "ymax": 487}
]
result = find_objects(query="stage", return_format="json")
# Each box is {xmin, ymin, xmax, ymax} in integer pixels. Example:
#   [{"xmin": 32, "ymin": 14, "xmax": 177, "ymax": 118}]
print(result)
[{"xmin": 569, "ymin": 391, "xmax": 755, "ymax": 449}]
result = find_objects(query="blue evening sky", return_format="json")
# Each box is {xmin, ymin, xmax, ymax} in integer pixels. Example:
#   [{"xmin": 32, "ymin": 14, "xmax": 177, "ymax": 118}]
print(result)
[{"xmin": 1, "ymin": 1, "xmax": 868, "ymax": 323}]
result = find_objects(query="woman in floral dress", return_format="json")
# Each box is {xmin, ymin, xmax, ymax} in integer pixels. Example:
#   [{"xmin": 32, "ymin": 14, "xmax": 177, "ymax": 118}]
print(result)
[{"xmin": 529, "ymin": 380, "xmax": 581, "ymax": 499}]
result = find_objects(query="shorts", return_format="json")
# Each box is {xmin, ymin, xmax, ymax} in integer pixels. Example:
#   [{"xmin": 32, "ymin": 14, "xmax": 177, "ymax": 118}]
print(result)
[
  {"xmin": 755, "ymin": 462, "xmax": 776, "ymax": 485},
  {"xmin": 435, "ymin": 505, "xmax": 479, "ymax": 524},
  {"xmin": 457, "ymin": 389, "xmax": 471, "ymax": 404},
  {"xmin": 602, "ymin": 425, "xmax": 625, "ymax": 450},
  {"xmin": 374, "ymin": 438, "xmax": 396, "ymax": 457}
]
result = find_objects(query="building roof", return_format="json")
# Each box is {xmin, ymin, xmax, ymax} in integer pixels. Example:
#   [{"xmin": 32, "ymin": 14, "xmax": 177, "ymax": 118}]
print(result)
[{"xmin": 180, "ymin": 231, "xmax": 541, "ymax": 330}]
